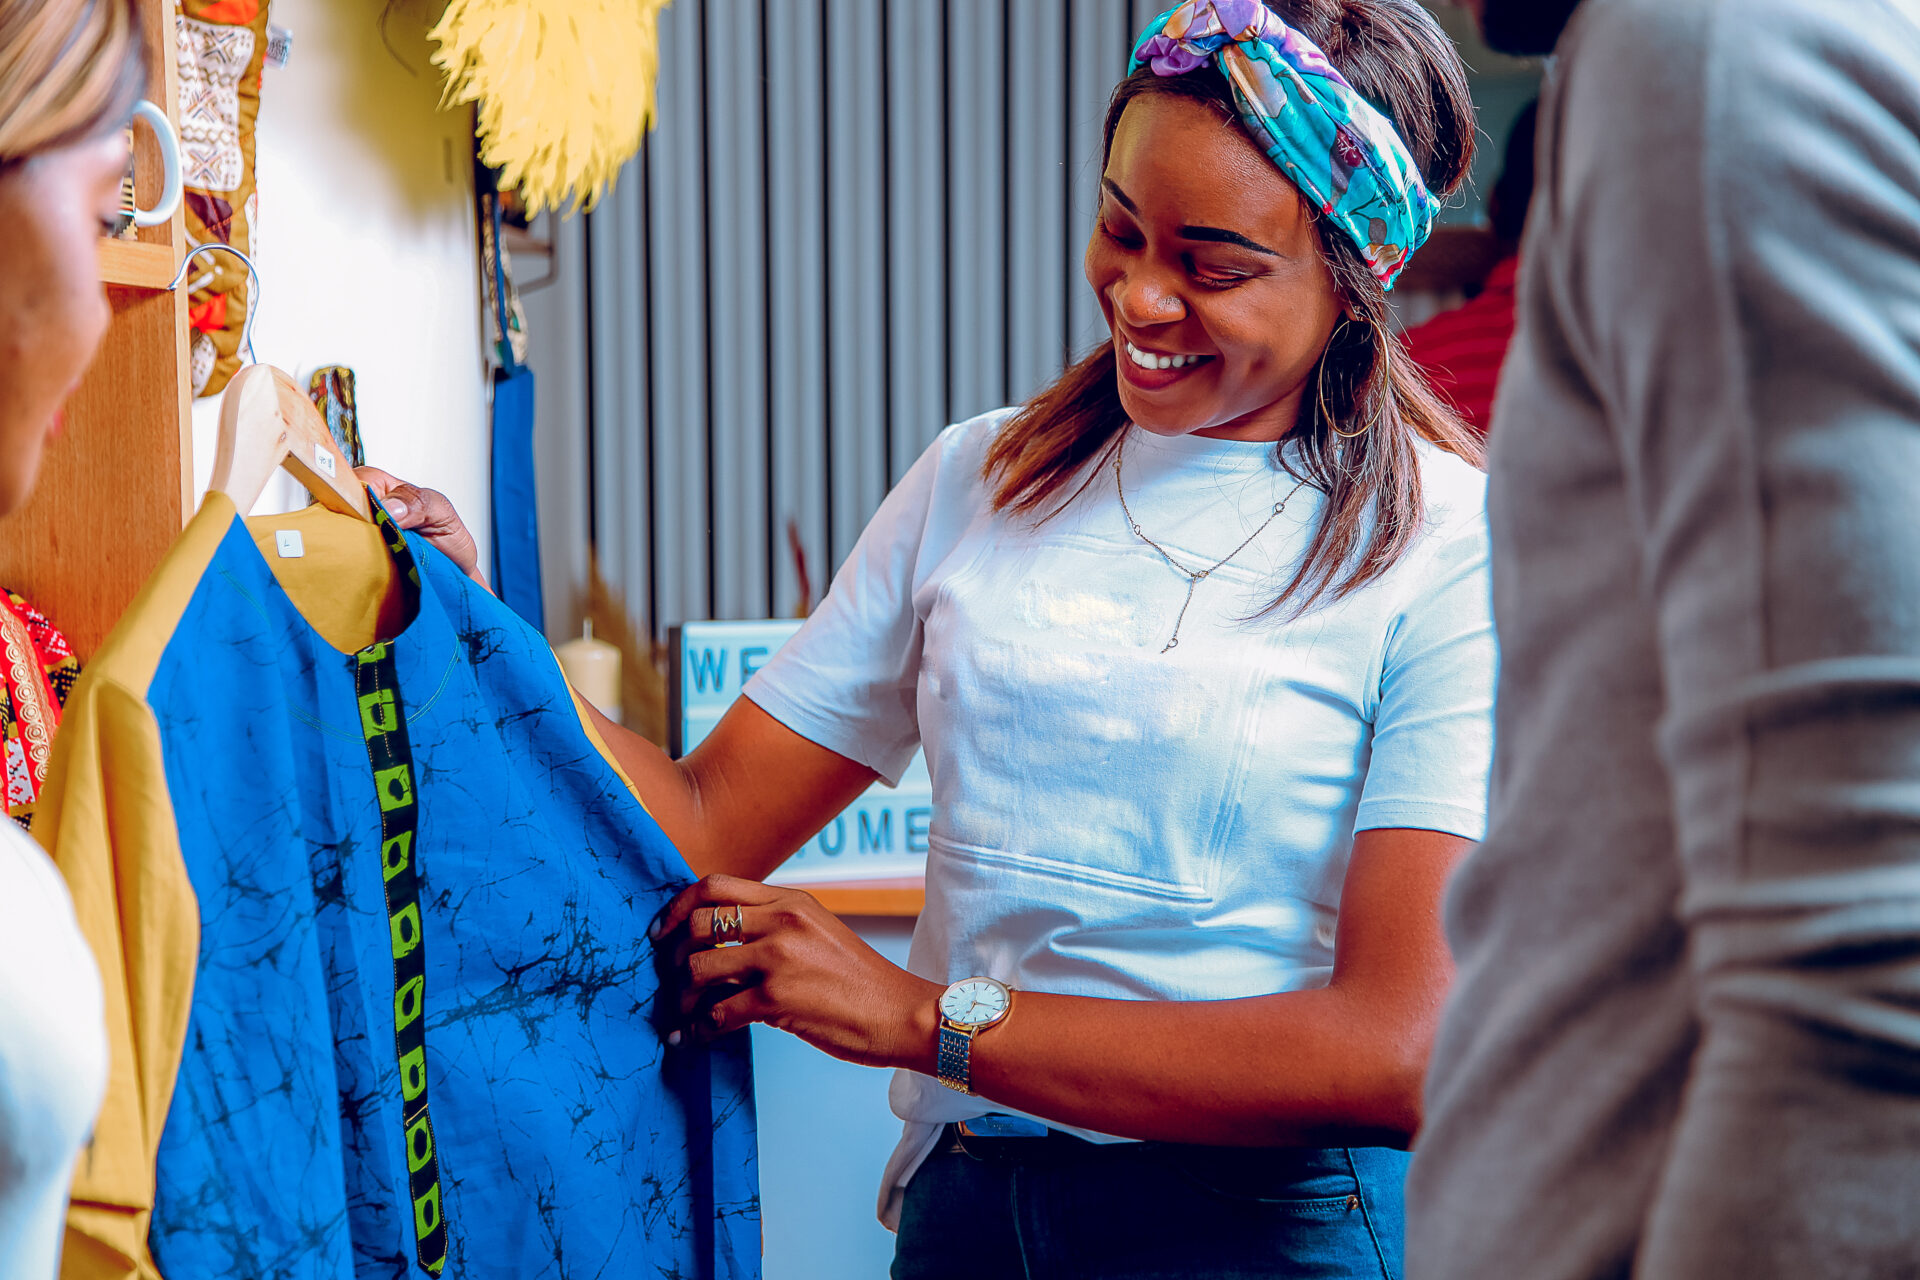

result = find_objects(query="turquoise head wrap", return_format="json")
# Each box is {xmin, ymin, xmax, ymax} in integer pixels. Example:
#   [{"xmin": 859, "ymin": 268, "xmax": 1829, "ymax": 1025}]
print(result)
[{"xmin": 1129, "ymin": 1, "xmax": 1439, "ymax": 289}]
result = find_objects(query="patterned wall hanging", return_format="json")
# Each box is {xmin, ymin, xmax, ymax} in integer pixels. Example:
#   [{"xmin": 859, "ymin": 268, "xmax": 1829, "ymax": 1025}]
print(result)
[
  {"xmin": 177, "ymin": 0, "xmax": 273, "ymax": 398},
  {"xmin": 308, "ymin": 365, "xmax": 365, "ymax": 468}
]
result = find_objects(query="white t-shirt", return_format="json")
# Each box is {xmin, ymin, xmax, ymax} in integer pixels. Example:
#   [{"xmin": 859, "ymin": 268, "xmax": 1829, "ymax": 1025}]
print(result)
[
  {"xmin": 744, "ymin": 408, "xmax": 1495, "ymax": 1227},
  {"xmin": 0, "ymin": 822, "xmax": 106, "ymax": 1278}
]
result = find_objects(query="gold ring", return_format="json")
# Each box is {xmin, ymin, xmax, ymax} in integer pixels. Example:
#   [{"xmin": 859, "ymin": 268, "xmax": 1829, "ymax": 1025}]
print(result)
[{"xmin": 712, "ymin": 904, "xmax": 744, "ymax": 948}]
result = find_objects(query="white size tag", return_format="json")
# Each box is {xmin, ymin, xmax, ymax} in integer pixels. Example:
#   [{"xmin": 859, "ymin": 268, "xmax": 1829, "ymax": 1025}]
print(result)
[
  {"xmin": 275, "ymin": 530, "xmax": 305, "ymax": 559},
  {"xmin": 313, "ymin": 444, "xmax": 337, "ymax": 478},
  {"xmin": 265, "ymin": 24, "xmax": 293, "ymax": 69}
]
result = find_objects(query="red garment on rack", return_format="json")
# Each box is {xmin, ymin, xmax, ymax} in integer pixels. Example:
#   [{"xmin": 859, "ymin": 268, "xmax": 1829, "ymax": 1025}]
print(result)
[
  {"xmin": 0, "ymin": 591, "xmax": 78, "ymax": 827},
  {"xmin": 1403, "ymin": 255, "xmax": 1521, "ymax": 435}
]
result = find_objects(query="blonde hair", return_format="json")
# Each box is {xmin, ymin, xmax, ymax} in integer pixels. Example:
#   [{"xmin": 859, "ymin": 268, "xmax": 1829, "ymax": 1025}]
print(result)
[{"xmin": 0, "ymin": 0, "xmax": 142, "ymax": 165}]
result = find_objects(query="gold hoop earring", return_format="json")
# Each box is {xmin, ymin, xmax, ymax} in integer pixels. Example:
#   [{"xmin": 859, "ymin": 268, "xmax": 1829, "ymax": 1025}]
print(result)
[
  {"xmin": 1314, "ymin": 325, "xmax": 1342, "ymax": 436},
  {"xmin": 1330, "ymin": 317, "xmax": 1390, "ymax": 439},
  {"xmin": 1316, "ymin": 317, "xmax": 1366, "ymax": 439}
]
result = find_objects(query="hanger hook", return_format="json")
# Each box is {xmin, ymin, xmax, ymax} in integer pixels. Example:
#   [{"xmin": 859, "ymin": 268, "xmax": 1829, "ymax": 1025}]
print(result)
[{"xmin": 165, "ymin": 241, "xmax": 260, "ymax": 367}]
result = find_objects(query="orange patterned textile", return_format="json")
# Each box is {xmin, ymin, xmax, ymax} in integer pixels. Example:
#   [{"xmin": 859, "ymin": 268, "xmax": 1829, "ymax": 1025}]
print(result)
[
  {"xmin": 0, "ymin": 591, "xmax": 77, "ymax": 828},
  {"xmin": 176, "ymin": 0, "xmax": 272, "ymax": 398}
]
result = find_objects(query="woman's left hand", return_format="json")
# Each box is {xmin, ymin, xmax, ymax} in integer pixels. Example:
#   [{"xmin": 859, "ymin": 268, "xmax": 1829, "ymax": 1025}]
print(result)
[{"xmin": 652, "ymin": 874, "xmax": 943, "ymax": 1070}]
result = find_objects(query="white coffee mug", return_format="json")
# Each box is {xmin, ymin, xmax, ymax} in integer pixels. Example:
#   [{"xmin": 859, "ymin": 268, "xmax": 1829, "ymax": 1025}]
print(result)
[{"xmin": 127, "ymin": 99, "xmax": 182, "ymax": 227}]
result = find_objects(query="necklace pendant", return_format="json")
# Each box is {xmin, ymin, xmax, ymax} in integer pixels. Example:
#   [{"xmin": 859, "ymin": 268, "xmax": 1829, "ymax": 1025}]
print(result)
[{"xmin": 1116, "ymin": 430, "xmax": 1307, "ymax": 661}]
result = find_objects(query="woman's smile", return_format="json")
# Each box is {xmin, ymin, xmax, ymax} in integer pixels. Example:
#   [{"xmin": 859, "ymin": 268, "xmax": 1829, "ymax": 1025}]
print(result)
[
  {"xmin": 1087, "ymin": 94, "xmax": 1341, "ymax": 441},
  {"xmin": 1118, "ymin": 337, "xmax": 1217, "ymax": 390}
]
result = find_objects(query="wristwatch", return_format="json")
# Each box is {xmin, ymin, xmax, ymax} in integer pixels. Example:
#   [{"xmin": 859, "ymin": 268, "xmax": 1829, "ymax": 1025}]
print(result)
[{"xmin": 935, "ymin": 977, "xmax": 1013, "ymax": 1094}]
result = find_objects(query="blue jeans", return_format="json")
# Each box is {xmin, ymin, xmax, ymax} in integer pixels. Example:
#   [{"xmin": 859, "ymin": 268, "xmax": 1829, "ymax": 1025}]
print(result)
[{"xmin": 892, "ymin": 1129, "xmax": 1408, "ymax": 1279}]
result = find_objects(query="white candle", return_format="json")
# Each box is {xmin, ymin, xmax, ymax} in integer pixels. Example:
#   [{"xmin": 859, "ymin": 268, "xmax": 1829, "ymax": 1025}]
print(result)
[{"xmin": 555, "ymin": 619, "xmax": 623, "ymax": 724}]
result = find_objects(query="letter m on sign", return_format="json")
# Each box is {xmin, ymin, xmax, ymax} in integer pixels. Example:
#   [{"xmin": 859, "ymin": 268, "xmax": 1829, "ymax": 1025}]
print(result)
[{"xmin": 859, "ymin": 809, "xmax": 893, "ymax": 853}]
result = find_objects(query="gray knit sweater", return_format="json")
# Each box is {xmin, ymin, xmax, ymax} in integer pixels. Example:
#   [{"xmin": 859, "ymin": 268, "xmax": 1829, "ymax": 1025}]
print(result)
[{"xmin": 1409, "ymin": 1, "xmax": 1920, "ymax": 1276}]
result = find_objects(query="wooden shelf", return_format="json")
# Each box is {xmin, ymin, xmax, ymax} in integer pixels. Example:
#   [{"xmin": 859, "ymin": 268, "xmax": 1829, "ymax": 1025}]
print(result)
[
  {"xmin": 796, "ymin": 877, "xmax": 925, "ymax": 918},
  {"xmin": 0, "ymin": 282, "xmax": 192, "ymax": 658},
  {"xmin": 1, "ymin": 0, "xmax": 192, "ymax": 659},
  {"xmin": 98, "ymin": 238, "xmax": 177, "ymax": 289}
]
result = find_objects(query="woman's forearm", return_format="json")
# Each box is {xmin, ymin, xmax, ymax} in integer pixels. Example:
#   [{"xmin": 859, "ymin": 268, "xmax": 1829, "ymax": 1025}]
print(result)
[
  {"xmin": 936, "ymin": 829, "xmax": 1460, "ymax": 1144},
  {"xmin": 939, "ymin": 984, "xmax": 1428, "ymax": 1147},
  {"xmin": 666, "ymin": 828, "xmax": 1466, "ymax": 1143}
]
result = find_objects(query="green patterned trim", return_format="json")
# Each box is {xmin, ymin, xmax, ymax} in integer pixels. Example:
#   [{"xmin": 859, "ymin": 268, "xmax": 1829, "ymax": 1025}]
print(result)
[{"xmin": 355, "ymin": 504, "xmax": 448, "ymax": 1273}]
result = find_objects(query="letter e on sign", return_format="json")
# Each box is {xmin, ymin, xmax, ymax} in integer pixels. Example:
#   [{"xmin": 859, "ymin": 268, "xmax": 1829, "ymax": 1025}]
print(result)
[
  {"xmin": 906, "ymin": 807, "xmax": 932, "ymax": 854},
  {"xmin": 740, "ymin": 646, "xmax": 770, "ymax": 685}
]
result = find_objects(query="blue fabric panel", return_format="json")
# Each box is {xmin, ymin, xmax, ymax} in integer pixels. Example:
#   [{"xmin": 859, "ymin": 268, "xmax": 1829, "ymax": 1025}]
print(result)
[
  {"xmin": 489, "ymin": 362, "xmax": 545, "ymax": 630},
  {"xmin": 143, "ymin": 514, "xmax": 758, "ymax": 1279}
]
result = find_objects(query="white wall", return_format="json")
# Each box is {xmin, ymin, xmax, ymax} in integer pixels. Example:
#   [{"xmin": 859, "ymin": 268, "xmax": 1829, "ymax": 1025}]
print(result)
[{"xmin": 188, "ymin": 0, "xmax": 488, "ymax": 546}]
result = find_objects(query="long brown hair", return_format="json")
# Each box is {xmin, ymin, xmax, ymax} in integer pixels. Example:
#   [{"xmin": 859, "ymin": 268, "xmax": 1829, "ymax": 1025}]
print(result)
[
  {"xmin": 0, "ymin": 0, "xmax": 144, "ymax": 167},
  {"xmin": 985, "ymin": 0, "xmax": 1482, "ymax": 619}
]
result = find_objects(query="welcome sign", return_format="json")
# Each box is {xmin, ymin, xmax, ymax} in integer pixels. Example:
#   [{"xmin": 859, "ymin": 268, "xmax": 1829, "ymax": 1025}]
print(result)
[{"xmin": 670, "ymin": 620, "xmax": 931, "ymax": 885}]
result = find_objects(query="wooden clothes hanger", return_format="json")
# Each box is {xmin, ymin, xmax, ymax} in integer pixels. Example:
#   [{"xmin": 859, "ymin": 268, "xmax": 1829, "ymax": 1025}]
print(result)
[
  {"xmin": 209, "ymin": 364, "xmax": 372, "ymax": 522},
  {"xmin": 170, "ymin": 241, "xmax": 372, "ymax": 523}
]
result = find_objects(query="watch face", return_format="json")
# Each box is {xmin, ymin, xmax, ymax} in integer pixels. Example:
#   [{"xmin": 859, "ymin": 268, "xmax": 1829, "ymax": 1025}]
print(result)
[{"xmin": 940, "ymin": 979, "xmax": 1010, "ymax": 1028}]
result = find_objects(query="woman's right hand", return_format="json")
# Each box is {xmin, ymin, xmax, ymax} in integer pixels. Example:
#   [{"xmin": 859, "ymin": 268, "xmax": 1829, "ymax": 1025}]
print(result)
[{"xmin": 356, "ymin": 467, "xmax": 488, "ymax": 588}]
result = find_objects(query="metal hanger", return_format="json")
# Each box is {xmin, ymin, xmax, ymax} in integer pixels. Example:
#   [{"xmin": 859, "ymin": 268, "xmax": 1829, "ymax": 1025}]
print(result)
[{"xmin": 166, "ymin": 241, "xmax": 259, "ymax": 365}]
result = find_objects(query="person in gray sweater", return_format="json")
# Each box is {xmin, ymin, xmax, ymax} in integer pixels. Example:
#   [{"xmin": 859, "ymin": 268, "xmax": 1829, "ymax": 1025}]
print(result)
[{"xmin": 1410, "ymin": 0, "xmax": 1920, "ymax": 1276}]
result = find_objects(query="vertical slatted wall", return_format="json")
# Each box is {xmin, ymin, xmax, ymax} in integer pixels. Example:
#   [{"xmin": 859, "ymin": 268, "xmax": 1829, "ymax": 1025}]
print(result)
[{"xmin": 583, "ymin": 0, "xmax": 1169, "ymax": 636}]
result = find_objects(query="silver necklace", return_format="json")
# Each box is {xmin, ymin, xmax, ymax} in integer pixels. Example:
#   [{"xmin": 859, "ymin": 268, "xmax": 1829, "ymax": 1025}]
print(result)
[{"xmin": 1114, "ymin": 432, "xmax": 1307, "ymax": 654}]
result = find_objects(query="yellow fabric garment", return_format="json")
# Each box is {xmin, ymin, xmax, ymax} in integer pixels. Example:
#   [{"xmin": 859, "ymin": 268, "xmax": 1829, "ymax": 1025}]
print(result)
[
  {"xmin": 47, "ymin": 495, "xmax": 643, "ymax": 1280},
  {"xmin": 43, "ymin": 497, "xmax": 235, "ymax": 1280},
  {"xmin": 243, "ymin": 503, "xmax": 410, "ymax": 654}
]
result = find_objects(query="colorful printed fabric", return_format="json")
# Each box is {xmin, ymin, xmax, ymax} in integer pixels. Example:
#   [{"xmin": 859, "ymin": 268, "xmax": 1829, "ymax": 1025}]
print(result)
[
  {"xmin": 1130, "ymin": 0, "xmax": 1439, "ymax": 288},
  {"xmin": 0, "ymin": 591, "xmax": 75, "ymax": 828},
  {"xmin": 308, "ymin": 365, "xmax": 365, "ymax": 468},
  {"xmin": 9, "ymin": 592, "xmax": 79, "ymax": 707},
  {"xmin": 350, "ymin": 595, "xmax": 452, "ymax": 1275},
  {"xmin": 40, "ymin": 495, "xmax": 760, "ymax": 1280},
  {"xmin": 177, "ymin": 0, "xmax": 271, "ymax": 398}
]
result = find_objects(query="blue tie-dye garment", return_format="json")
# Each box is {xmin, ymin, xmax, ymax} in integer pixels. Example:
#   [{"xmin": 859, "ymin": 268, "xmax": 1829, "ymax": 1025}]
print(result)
[{"xmin": 142, "ymin": 505, "xmax": 758, "ymax": 1279}]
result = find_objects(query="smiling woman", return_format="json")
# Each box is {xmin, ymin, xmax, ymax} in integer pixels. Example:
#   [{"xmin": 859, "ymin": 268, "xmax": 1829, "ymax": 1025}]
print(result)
[
  {"xmin": 990, "ymin": 0, "xmax": 1482, "ymax": 621},
  {"xmin": 372, "ymin": 2, "xmax": 1497, "ymax": 1276},
  {"xmin": 654, "ymin": 5, "xmax": 1494, "ymax": 1277}
]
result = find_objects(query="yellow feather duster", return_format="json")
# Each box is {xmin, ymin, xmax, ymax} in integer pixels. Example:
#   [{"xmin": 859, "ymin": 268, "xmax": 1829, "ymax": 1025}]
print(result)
[{"xmin": 429, "ymin": 0, "xmax": 671, "ymax": 214}]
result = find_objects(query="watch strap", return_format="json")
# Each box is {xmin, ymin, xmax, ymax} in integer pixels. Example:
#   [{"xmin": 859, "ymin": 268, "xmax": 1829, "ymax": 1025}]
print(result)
[{"xmin": 936, "ymin": 1021, "xmax": 975, "ymax": 1094}]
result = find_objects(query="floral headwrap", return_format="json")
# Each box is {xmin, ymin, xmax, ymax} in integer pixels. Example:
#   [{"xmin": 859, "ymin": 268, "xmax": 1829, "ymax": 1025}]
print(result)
[{"xmin": 1130, "ymin": 0, "xmax": 1438, "ymax": 288}]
